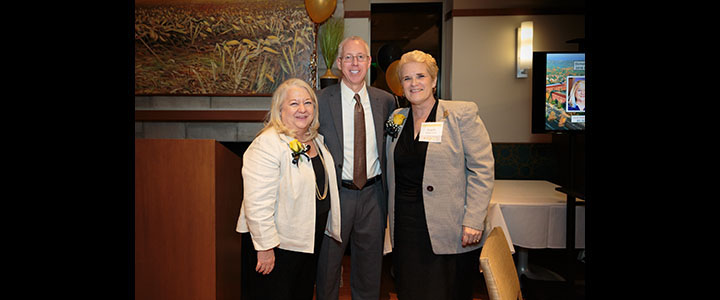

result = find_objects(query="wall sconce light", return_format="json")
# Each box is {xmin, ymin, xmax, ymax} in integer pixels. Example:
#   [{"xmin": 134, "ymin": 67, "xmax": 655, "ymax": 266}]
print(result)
[{"xmin": 516, "ymin": 21, "xmax": 533, "ymax": 78}]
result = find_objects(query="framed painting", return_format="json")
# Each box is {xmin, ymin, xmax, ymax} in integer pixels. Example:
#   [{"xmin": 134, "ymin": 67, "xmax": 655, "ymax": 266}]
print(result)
[{"xmin": 134, "ymin": 0, "xmax": 317, "ymax": 96}]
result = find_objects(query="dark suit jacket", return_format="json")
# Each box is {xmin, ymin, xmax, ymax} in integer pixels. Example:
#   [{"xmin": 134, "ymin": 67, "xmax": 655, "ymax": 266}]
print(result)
[{"xmin": 317, "ymin": 83, "xmax": 397, "ymax": 220}]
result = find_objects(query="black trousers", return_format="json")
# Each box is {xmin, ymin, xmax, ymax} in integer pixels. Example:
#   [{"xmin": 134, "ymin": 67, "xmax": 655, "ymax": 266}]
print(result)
[{"xmin": 241, "ymin": 233, "xmax": 320, "ymax": 300}]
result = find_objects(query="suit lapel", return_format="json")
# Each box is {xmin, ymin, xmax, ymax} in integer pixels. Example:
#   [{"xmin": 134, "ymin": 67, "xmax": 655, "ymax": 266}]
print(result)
[
  {"xmin": 327, "ymin": 85, "xmax": 344, "ymax": 151},
  {"xmin": 434, "ymin": 100, "xmax": 446, "ymax": 124},
  {"xmin": 388, "ymin": 107, "xmax": 410, "ymax": 157},
  {"xmin": 424, "ymin": 100, "xmax": 446, "ymax": 168},
  {"xmin": 368, "ymin": 88, "xmax": 386, "ymax": 154}
]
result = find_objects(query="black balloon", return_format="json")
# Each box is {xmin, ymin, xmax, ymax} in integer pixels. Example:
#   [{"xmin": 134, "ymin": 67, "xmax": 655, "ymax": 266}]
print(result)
[{"xmin": 377, "ymin": 43, "xmax": 402, "ymax": 72}]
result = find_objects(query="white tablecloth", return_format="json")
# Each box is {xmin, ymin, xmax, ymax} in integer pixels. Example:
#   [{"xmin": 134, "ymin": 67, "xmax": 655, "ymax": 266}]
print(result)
[
  {"xmin": 480, "ymin": 198, "xmax": 515, "ymax": 253},
  {"xmin": 488, "ymin": 180, "xmax": 585, "ymax": 249}
]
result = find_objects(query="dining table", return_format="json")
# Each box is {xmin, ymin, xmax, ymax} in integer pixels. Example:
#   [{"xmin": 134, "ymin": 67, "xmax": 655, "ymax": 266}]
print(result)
[{"xmin": 480, "ymin": 179, "xmax": 585, "ymax": 281}]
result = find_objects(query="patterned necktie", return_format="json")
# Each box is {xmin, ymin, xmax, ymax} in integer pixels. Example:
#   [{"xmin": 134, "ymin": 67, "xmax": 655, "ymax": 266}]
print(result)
[{"xmin": 353, "ymin": 93, "xmax": 367, "ymax": 189}]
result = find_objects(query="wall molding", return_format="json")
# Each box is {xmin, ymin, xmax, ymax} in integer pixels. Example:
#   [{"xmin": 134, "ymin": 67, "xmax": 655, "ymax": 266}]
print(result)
[
  {"xmin": 136, "ymin": 110, "xmax": 268, "ymax": 122},
  {"xmin": 345, "ymin": 10, "xmax": 370, "ymax": 18},
  {"xmin": 445, "ymin": 7, "xmax": 584, "ymax": 21}
]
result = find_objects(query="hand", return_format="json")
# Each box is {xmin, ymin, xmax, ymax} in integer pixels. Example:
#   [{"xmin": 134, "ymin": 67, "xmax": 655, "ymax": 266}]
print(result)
[
  {"xmin": 461, "ymin": 226, "xmax": 483, "ymax": 247},
  {"xmin": 256, "ymin": 249, "xmax": 275, "ymax": 275}
]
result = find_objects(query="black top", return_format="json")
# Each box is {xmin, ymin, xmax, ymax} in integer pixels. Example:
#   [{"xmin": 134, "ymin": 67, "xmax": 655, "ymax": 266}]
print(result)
[
  {"xmin": 394, "ymin": 100, "xmax": 439, "ymax": 204},
  {"xmin": 311, "ymin": 154, "xmax": 331, "ymax": 214},
  {"xmin": 311, "ymin": 153, "xmax": 330, "ymax": 253}
]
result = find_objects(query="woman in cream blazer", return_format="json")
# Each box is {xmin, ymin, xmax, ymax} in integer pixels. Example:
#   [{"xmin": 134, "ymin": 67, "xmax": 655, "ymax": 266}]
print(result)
[
  {"xmin": 385, "ymin": 51, "xmax": 494, "ymax": 300},
  {"xmin": 236, "ymin": 78, "xmax": 341, "ymax": 300}
]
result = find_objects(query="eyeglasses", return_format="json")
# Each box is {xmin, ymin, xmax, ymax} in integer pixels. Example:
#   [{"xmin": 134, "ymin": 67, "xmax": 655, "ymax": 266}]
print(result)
[{"xmin": 341, "ymin": 54, "xmax": 368, "ymax": 63}]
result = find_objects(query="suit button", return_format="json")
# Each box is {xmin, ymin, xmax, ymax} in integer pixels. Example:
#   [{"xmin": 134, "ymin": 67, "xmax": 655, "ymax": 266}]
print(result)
[
  {"xmin": 426, "ymin": 186, "xmax": 434, "ymax": 192},
  {"xmin": 337, "ymin": 164, "xmax": 342, "ymax": 168}
]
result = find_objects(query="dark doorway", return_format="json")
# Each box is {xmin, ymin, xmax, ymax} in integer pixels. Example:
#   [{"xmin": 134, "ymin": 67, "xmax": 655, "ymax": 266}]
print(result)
[{"xmin": 370, "ymin": 2, "xmax": 442, "ymax": 105}]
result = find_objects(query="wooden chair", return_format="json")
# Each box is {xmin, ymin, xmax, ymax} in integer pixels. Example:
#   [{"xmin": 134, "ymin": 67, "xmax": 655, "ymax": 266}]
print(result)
[{"xmin": 480, "ymin": 226, "xmax": 523, "ymax": 300}]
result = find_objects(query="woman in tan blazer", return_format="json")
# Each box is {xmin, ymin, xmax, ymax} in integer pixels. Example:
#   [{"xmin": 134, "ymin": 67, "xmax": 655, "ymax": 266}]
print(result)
[
  {"xmin": 236, "ymin": 78, "xmax": 342, "ymax": 300},
  {"xmin": 385, "ymin": 51, "xmax": 494, "ymax": 300}
]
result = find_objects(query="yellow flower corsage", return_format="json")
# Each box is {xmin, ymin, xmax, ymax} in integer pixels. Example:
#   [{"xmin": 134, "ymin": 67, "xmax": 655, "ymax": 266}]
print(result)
[
  {"xmin": 384, "ymin": 113, "xmax": 406, "ymax": 141},
  {"xmin": 289, "ymin": 139, "xmax": 310, "ymax": 166}
]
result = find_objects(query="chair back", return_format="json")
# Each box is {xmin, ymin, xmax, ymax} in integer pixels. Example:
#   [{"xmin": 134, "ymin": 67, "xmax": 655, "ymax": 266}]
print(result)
[{"xmin": 479, "ymin": 226, "xmax": 523, "ymax": 300}]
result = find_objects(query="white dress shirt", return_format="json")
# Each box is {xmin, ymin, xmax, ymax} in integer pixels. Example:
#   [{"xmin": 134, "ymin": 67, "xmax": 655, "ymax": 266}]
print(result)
[{"xmin": 340, "ymin": 81, "xmax": 381, "ymax": 181}]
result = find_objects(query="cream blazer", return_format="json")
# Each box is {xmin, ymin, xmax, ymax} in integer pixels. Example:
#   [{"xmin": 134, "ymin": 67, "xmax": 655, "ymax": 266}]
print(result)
[
  {"xmin": 236, "ymin": 127, "xmax": 342, "ymax": 254},
  {"xmin": 386, "ymin": 100, "xmax": 494, "ymax": 255}
]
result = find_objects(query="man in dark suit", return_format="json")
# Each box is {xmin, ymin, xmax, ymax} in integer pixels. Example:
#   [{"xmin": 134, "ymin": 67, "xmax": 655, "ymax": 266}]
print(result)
[{"xmin": 315, "ymin": 36, "xmax": 397, "ymax": 300}]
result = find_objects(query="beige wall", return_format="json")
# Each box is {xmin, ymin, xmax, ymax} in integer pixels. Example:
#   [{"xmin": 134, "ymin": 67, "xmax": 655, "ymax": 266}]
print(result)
[{"xmin": 448, "ymin": 14, "xmax": 584, "ymax": 143}]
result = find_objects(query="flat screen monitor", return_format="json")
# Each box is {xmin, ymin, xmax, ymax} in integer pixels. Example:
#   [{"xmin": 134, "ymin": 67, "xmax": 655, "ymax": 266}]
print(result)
[{"xmin": 531, "ymin": 52, "xmax": 586, "ymax": 133}]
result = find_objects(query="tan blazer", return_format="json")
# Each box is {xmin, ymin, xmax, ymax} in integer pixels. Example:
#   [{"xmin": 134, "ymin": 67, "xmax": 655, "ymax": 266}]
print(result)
[
  {"xmin": 236, "ymin": 127, "xmax": 342, "ymax": 254},
  {"xmin": 386, "ymin": 100, "xmax": 494, "ymax": 255}
]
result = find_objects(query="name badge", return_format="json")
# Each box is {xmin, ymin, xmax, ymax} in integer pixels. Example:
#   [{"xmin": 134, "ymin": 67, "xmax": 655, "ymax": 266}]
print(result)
[{"xmin": 418, "ymin": 122, "xmax": 443, "ymax": 143}]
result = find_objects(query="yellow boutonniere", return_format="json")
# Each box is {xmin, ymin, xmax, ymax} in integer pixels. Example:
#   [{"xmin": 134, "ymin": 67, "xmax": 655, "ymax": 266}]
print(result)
[
  {"xmin": 289, "ymin": 139, "xmax": 303, "ymax": 152},
  {"xmin": 289, "ymin": 139, "xmax": 310, "ymax": 165},
  {"xmin": 393, "ymin": 114, "xmax": 406, "ymax": 126},
  {"xmin": 384, "ymin": 113, "xmax": 406, "ymax": 141}
]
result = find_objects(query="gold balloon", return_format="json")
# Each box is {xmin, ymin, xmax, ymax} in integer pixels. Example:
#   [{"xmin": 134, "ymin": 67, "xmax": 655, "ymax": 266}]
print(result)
[
  {"xmin": 385, "ymin": 60, "xmax": 403, "ymax": 97},
  {"xmin": 305, "ymin": 0, "xmax": 337, "ymax": 24}
]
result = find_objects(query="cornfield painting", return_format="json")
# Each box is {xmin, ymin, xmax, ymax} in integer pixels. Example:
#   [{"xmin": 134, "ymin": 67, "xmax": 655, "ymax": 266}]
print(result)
[{"xmin": 135, "ymin": 0, "xmax": 317, "ymax": 96}]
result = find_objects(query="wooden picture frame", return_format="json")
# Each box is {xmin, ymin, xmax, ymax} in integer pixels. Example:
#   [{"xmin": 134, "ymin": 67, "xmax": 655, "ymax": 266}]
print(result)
[{"xmin": 134, "ymin": 0, "xmax": 317, "ymax": 96}]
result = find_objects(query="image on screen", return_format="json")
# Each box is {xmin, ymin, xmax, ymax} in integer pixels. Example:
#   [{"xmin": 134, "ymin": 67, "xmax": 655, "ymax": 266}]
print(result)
[{"xmin": 544, "ymin": 53, "xmax": 585, "ymax": 131}]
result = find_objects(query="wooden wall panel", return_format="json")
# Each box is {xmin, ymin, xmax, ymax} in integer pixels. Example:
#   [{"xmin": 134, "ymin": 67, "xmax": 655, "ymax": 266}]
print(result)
[{"xmin": 135, "ymin": 139, "xmax": 242, "ymax": 300}]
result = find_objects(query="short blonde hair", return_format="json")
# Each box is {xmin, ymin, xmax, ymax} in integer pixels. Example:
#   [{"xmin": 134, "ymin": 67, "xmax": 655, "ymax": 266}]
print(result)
[
  {"xmin": 259, "ymin": 78, "xmax": 319, "ymax": 140},
  {"xmin": 396, "ymin": 50, "xmax": 439, "ymax": 81}
]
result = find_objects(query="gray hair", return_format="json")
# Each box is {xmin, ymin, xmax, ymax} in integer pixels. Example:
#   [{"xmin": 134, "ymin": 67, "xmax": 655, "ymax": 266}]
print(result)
[{"xmin": 336, "ymin": 36, "xmax": 370, "ymax": 60}]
